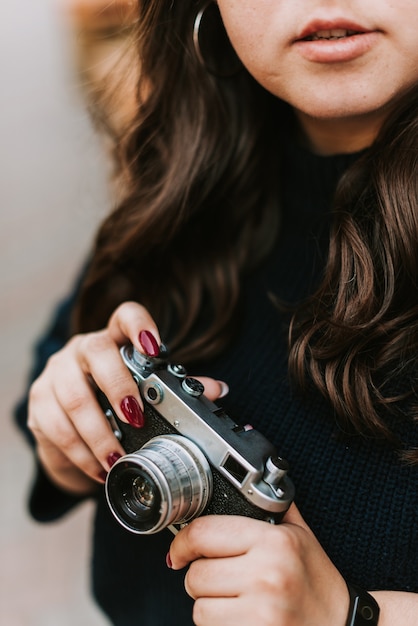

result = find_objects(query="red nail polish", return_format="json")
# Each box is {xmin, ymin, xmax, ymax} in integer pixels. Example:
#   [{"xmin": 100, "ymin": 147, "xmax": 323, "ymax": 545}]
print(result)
[
  {"xmin": 98, "ymin": 470, "xmax": 108, "ymax": 483},
  {"xmin": 121, "ymin": 396, "xmax": 145, "ymax": 428},
  {"xmin": 139, "ymin": 330, "xmax": 160, "ymax": 357},
  {"xmin": 107, "ymin": 452, "xmax": 122, "ymax": 468},
  {"xmin": 166, "ymin": 552, "xmax": 172, "ymax": 569}
]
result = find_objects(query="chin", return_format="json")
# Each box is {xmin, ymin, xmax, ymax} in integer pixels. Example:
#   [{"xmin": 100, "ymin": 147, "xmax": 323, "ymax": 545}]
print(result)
[{"xmin": 293, "ymin": 94, "xmax": 390, "ymax": 123}]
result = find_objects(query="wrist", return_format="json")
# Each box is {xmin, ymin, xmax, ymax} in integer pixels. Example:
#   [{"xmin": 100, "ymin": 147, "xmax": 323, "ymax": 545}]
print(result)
[{"xmin": 345, "ymin": 582, "xmax": 380, "ymax": 626}]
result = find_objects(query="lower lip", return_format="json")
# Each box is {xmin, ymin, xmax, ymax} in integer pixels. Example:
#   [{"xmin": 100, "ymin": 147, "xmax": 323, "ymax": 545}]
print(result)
[{"xmin": 294, "ymin": 32, "xmax": 380, "ymax": 63}]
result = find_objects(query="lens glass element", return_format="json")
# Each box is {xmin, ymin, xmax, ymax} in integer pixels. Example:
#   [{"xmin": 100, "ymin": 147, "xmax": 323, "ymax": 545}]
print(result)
[
  {"xmin": 105, "ymin": 435, "xmax": 213, "ymax": 534},
  {"xmin": 132, "ymin": 475, "xmax": 155, "ymax": 508},
  {"xmin": 108, "ymin": 465, "xmax": 162, "ymax": 533}
]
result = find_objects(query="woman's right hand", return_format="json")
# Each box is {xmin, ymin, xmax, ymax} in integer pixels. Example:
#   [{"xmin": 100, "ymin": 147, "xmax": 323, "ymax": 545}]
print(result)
[
  {"xmin": 28, "ymin": 301, "xmax": 227, "ymax": 496},
  {"xmin": 28, "ymin": 302, "xmax": 163, "ymax": 495}
]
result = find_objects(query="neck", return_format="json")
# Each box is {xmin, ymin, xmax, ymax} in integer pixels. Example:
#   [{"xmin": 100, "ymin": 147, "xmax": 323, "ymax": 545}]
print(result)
[{"xmin": 295, "ymin": 110, "xmax": 387, "ymax": 156}]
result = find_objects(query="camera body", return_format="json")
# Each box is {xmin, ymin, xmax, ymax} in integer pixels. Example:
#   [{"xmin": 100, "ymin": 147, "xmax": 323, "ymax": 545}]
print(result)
[{"xmin": 104, "ymin": 345, "xmax": 294, "ymax": 535}]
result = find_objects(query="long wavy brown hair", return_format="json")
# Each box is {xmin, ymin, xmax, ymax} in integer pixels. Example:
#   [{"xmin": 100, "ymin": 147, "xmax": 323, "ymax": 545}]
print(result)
[{"xmin": 74, "ymin": 1, "xmax": 418, "ymax": 460}]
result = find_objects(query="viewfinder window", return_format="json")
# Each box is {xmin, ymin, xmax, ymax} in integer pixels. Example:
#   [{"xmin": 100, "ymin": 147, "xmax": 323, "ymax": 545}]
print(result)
[{"xmin": 222, "ymin": 455, "xmax": 248, "ymax": 485}]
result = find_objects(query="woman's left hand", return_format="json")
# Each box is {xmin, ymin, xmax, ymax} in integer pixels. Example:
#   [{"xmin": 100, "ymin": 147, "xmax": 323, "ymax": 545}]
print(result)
[{"xmin": 168, "ymin": 505, "xmax": 349, "ymax": 626}]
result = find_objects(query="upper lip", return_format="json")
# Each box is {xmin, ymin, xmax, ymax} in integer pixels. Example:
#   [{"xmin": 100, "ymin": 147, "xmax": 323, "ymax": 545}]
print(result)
[{"xmin": 295, "ymin": 19, "xmax": 373, "ymax": 42}]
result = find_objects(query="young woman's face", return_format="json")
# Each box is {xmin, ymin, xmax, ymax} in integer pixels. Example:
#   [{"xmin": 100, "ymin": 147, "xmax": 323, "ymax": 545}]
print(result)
[{"xmin": 217, "ymin": 0, "xmax": 418, "ymax": 148}]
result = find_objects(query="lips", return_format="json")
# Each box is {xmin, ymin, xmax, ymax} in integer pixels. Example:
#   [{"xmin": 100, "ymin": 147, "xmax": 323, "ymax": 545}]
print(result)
[
  {"xmin": 296, "ymin": 20, "xmax": 372, "ymax": 43},
  {"xmin": 293, "ymin": 19, "xmax": 380, "ymax": 63},
  {"xmin": 303, "ymin": 28, "xmax": 361, "ymax": 41}
]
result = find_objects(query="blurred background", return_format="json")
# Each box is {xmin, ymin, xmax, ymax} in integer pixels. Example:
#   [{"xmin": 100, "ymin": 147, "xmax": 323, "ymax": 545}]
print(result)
[{"xmin": 0, "ymin": 1, "xmax": 136, "ymax": 623}]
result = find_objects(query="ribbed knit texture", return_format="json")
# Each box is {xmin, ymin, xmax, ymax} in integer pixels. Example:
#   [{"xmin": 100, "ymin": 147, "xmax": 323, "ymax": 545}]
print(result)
[
  {"xmin": 15, "ymin": 141, "xmax": 418, "ymax": 625},
  {"xmin": 201, "ymin": 142, "xmax": 418, "ymax": 594}
]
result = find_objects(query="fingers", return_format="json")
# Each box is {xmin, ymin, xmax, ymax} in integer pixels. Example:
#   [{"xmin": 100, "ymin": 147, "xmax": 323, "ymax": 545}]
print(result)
[
  {"xmin": 169, "ymin": 513, "xmax": 309, "ymax": 572},
  {"xmin": 193, "ymin": 377, "xmax": 229, "ymax": 402},
  {"xmin": 107, "ymin": 301, "xmax": 161, "ymax": 353},
  {"xmin": 29, "ymin": 353, "xmax": 126, "ymax": 486},
  {"xmin": 28, "ymin": 300, "xmax": 231, "ymax": 496},
  {"xmin": 192, "ymin": 597, "xmax": 252, "ymax": 626},
  {"xmin": 191, "ymin": 595, "xmax": 283, "ymax": 626},
  {"xmin": 36, "ymin": 427, "xmax": 104, "ymax": 494},
  {"xmin": 170, "ymin": 516, "xmax": 303, "ymax": 626},
  {"xmin": 108, "ymin": 304, "xmax": 229, "ymax": 402},
  {"xmin": 27, "ymin": 301, "xmax": 162, "ymax": 495},
  {"xmin": 185, "ymin": 555, "xmax": 243, "ymax": 599},
  {"xmin": 71, "ymin": 330, "xmax": 145, "ymax": 420},
  {"xmin": 168, "ymin": 512, "xmax": 348, "ymax": 626},
  {"xmin": 169, "ymin": 516, "xmax": 258, "ymax": 570}
]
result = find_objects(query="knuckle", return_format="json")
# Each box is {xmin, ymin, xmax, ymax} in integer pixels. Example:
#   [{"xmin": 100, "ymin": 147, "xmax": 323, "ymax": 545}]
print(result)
[
  {"xmin": 80, "ymin": 330, "xmax": 113, "ymax": 356},
  {"xmin": 109, "ymin": 301, "xmax": 145, "ymax": 325},
  {"xmin": 54, "ymin": 425, "xmax": 80, "ymax": 453},
  {"xmin": 117, "ymin": 301, "xmax": 143, "ymax": 314},
  {"xmin": 61, "ymin": 388, "xmax": 90, "ymax": 415},
  {"xmin": 27, "ymin": 379, "xmax": 49, "ymax": 432},
  {"xmin": 272, "ymin": 524, "xmax": 303, "ymax": 555},
  {"xmin": 111, "ymin": 302, "xmax": 130, "ymax": 319},
  {"xmin": 89, "ymin": 432, "xmax": 117, "ymax": 461},
  {"xmin": 28, "ymin": 376, "xmax": 43, "ymax": 405},
  {"xmin": 65, "ymin": 333, "xmax": 85, "ymax": 353},
  {"xmin": 256, "ymin": 602, "xmax": 280, "ymax": 626},
  {"xmin": 256, "ymin": 566, "xmax": 288, "ymax": 597},
  {"xmin": 27, "ymin": 412, "xmax": 41, "ymax": 438},
  {"xmin": 186, "ymin": 517, "xmax": 208, "ymax": 549},
  {"xmin": 184, "ymin": 563, "xmax": 198, "ymax": 599},
  {"xmin": 192, "ymin": 599, "xmax": 205, "ymax": 626},
  {"xmin": 106, "ymin": 370, "xmax": 134, "ymax": 396}
]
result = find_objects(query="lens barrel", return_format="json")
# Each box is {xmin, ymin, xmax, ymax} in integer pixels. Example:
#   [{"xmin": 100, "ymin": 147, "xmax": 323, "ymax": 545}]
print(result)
[{"xmin": 105, "ymin": 435, "xmax": 213, "ymax": 534}]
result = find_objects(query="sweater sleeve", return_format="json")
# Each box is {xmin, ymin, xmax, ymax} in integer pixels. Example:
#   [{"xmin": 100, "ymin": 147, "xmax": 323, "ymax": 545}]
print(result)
[{"xmin": 14, "ymin": 277, "xmax": 93, "ymax": 522}]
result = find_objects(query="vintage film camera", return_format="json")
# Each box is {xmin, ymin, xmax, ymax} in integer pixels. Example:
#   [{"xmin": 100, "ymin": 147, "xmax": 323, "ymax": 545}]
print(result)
[{"xmin": 104, "ymin": 345, "xmax": 295, "ymax": 535}]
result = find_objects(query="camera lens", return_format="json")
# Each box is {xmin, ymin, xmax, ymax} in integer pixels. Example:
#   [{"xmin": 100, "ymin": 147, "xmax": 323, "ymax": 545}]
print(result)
[
  {"xmin": 132, "ymin": 475, "xmax": 155, "ymax": 508},
  {"xmin": 105, "ymin": 435, "xmax": 213, "ymax": 534},
  {"xmin": 112, "ymin": 467, "xmax": 162, "ymax": 532}
]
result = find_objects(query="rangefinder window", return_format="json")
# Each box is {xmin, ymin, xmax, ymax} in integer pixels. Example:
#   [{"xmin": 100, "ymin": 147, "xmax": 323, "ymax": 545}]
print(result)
[{"xmin": 222, "ymin": 454, "xmax": 248, "ymax": 485}]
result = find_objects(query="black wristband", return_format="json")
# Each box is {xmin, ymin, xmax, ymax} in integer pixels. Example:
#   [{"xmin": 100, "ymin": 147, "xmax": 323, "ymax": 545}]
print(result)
[{"xmin": 345, "ymin": 583, "xmax": 380, "ymax": 626}]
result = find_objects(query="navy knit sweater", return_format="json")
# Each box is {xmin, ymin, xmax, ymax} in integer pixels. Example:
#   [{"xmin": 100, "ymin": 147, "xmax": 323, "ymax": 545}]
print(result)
[{"xmin": 15, "ymin": 142, "xmax": 418, "ymax": 625}]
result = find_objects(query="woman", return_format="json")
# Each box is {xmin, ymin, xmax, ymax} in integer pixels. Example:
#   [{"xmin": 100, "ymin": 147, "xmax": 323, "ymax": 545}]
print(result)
[{"xmin": 17, "ymin": 1, "xmax": 418, "ymax": 624}]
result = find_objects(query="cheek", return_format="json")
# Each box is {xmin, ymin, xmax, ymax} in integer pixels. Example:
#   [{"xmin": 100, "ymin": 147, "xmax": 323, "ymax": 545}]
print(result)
[
  {"xmin": 400, "ymin": 42, "xmax": 418, "ymax": 86},
  {"xmin": 218, "ymin": 3, "xmax": 270, "ymax": 64},
  {"xmin": 223, "ymin": 28, "xmax": 284, "ymax": 91},
  {"xmin": 232, "ymin": 42, "xmax": 292, "ymax": 103},
  {"xmin": 218, "ymin": 4, "xmax": 290, "ymax": 96}
]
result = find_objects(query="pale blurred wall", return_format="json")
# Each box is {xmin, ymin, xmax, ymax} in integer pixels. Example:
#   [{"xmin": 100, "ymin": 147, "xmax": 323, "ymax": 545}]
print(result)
[{"xmin": 0, "ymin": 1, "xmax": 112, "ymax": 624}]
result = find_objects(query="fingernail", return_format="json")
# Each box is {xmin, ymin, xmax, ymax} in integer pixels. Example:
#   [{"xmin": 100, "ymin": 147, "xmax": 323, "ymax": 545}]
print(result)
[
  {"xmin": 98, "ymin": 470, "xmax": 108, "ymax": 483},
  {"xmin": 107, "ymin": 452, "xmax": 122, "ymax": 468},
  {"xmin": 139, "ymin": 330, "xmax": 160, "ymax": 357},
  {"xmin": 121, "ymin": 396, "xmax": 145, "ymax": 428},
  {"xmin": 166, "ymin": 552, "xmax": 172, "ymax": 569},
  {"xmin": 217, "ymin": 381, "xmax": 229, "ymax": 398}
]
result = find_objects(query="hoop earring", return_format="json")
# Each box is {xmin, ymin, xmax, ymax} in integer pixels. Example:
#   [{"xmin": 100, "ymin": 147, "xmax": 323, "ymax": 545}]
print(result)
[{"xmin": 193, "ymin": 1, "xmax": 242, "ymax": 77}]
